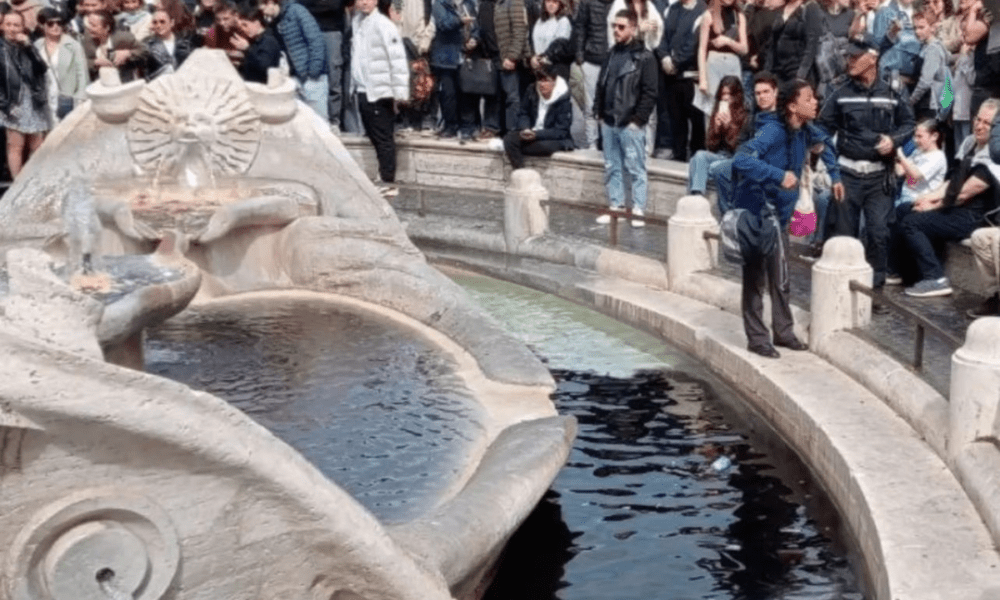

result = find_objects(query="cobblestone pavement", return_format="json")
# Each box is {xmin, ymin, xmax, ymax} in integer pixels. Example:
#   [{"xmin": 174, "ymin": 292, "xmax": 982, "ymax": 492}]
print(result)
[{"xmin": 394, "ymin": 189, "xmax": 976, "ymax": 396}]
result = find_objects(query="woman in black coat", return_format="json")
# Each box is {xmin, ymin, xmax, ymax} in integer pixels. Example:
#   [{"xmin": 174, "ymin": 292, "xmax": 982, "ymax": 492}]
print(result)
[
  {"xmin": 0, "ymin": 10, "xmax": 51, "ymax": 178},
  {"xmin": 503, "ymin": 65, "xmax": 574, "ymax": 169}
]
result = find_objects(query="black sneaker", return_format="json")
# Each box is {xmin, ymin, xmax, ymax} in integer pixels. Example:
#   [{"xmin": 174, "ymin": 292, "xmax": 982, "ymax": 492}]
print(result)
[{"xmin": 967, "ymin": 294, "xmax": 1000, "ymax": 318}]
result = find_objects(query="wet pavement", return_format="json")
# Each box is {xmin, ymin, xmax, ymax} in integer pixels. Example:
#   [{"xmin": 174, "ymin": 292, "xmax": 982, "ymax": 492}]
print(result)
[{"xmin": 394, "ymin": 188, "xmax": 971, "ymax": 396}]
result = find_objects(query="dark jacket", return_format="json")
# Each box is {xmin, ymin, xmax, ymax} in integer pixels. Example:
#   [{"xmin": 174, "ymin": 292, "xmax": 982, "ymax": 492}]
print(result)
[
  {"xmin": 300, "ymin": 0, "xmax": 347, "ymax": 32},
  {"xmin": 657, "ymin": 0, "xmax": 704, "ymax": 73},
  {"xmin": 540, "ymin": 36, "xmax": 574, "ymax": 81},
  {"xmin": 817, "ymin": 75, "xmax": 915, "ymax": 164},
  {"xmin": 240, "ymin": 28, "xmax": 283, "ymax": 84},
  {"xmin": 594, "ymin": 38, "xmax": 658, "ymax": 127},
  {"xmin": 743, "ymin": 4, "xmax": 776, "ymax": 71},
  {"xmin": 516, "ymin": 80, "xmax": 575, "ymax": 147},
  {"xmin": 472, "ymin": 0, "xmax": 500, "ymax": 61},
  {"xmin": 430, "ymin": 0, "xmax": 477, "ymax": 69},
  {"xmin": 82, "ymin": 30, "xmax": 147, "ymax": 82},
  {"xmin": 0, "ymin": 38, "xmax": 47, "ymax": 116},
  {"xmin": 766, "ymin": 1, "xmax": 820, "ymax": 84},
  {"xmin": 273, "ymin": 0, "xmax": 327, "ymax": 79},
  {"xmin": 733, "ymin": 110, "xmax": 838, "ymax": 225},
  {"xmin": 573, "ymin": 0, "xmax": 614, "ymax": 65},
  {"xmin": 143, "ymin": 33, "xmax": 196, "ymax": 79}
]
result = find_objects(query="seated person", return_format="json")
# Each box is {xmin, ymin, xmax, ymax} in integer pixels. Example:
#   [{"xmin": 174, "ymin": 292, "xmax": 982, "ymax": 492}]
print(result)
[
  {"xmin": 502, "ymin": 65, "xmax": 574, "ymax": 170},
  {"xmin": 232, "ymin": 4, "xmax": 281, "ymax": 84},
  {"xmin": 894, "ymin": 119, "xmax": 947, "ymax": 206},
  {"xmin": 688, "ymin": 76, "xmax": 748, "ymax": 200},
  {"xmin": 888, "ymin": 99, "xmax": 1000, "ymax": 297},
  {"xmin": 968, "ymin": 225, "xmax": 1000, "ymax": 317}
]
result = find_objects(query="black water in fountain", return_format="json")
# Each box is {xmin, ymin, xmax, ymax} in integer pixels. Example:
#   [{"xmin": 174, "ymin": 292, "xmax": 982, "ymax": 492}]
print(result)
[{"xmin": 144, "ymin": 275, "xmax": 866, "ymax": 600}]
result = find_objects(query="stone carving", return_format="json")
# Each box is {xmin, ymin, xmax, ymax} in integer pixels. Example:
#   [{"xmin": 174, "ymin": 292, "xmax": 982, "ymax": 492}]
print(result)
[
  {"xmin": 127, "ymin": 73, "xmax": 261, "ymax": 184},
  {"xmin": 5, "ymin": 490, "xmax": 180, "ymax": 600},
  {"xmin": 0, "ymin": 49, "xmax": 574, "ymax": 600}
]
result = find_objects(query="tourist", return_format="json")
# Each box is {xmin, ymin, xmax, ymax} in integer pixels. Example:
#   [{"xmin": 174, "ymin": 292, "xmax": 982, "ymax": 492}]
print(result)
[
  {"xmin": 894, "ymin": 119, "xmax": 946, "ymax": 207},
  {"xmin": 967, "ymin": 225, "xmax": 1000, "ymax": 317},
  {"xmin": 468, "ymin": 0, "xmax": 503, "ymax": 139},
  {"xmin": 8, "ymin": 0, "xmax": 43, "ymax": 37},
  {"xmin": 202, "ymin": 1, "xmax": 243, "ymax": 67},
  {"xmin": 817, "ymin": 37, "xmax": 914, "ymax": 293},
  {"xmin": 143, "ymin": 9, "xmax": 197, "ymax": 78},
  {"xmin": 260, "ymin": 0, "xmax": 330, "ymax": 121},
  {"xmin": 83, "ymin": 10, "xmax": 146, "ymax": 82},
  {"xmin": 813, "ymin": 0, "xmax": 854, "ymax": 99},
  {"xmin": 530, "ymin": 0, "xmax": 573, "ymax": 81},
  {"xmin": 117, "ymin": 0, "xmax": 154, "ymax": 43},
  {"xmin": 764, "ymin": 0, "xmax": 819, "ymax": 86},
  {"xmin": 72, "ymin": 0, "xmax": 106, "ymax": 36},
  {"xmin": 593, "ymin": 9, "xmax": 657, "ymax": 227},
  {"xmin": 34, "ymin": 8, "xmax": 88, "ymax": 123},
  {"xmin": 303, "ymin": 0, "xmax": 349, "ymax": 129},
  {"xmin": 965, "ymin": 2, "xmax": 1000, "ymax": 123},
  {"xmin": 608, "ymin": 0, "xmax": 661, "ymax": 155},
  {"xmin": 155, "ymin": 0, "xmax": 198, "ymax": 38},
  {"xmin": 871, "ymin": 0, "xmax": 920, "ymax": 90},
  {"xmin": 428, "ymin": 0, "xmax": 477, "ymax": 140},
  {"xmin": 740, "ymin": 0, "xmax": 778, "ymax": 109},
  {"xmin": 495, "ymin": 0, "xmax": 531, "ymax": 134},
  {"xmin": 887, "ymin": 100, "xmax": 1000, "ymax": 297},
  {"xmin": 687, "ymin": 75, "xmax": 747, "ymax": 204},
  {"xmin": 657, "ymin": 0, "xmax": 705, "ymax": 161},
  {"xmin": 573, "ymin": 0, "xmax": 614, "ymax": 149},
  {"xmin": 909, "ymin": 11, "xmax": 949, "ymax": 122},
  {"xmin": 732, "ymin": 79, "xmax": 828, "ymax": 358},
  {"xmin": 695, "ymin": 0, "xmax": 746, "ymax": 119},
  {"xmin": 232, "ymin": 4, "xmax": 280, "ymax": 83},
  {"xmin": 0, "ymin": 10, "xmax": 51, "ymax": 178},
  {"xmin": 193, "ymin": 0, "xmax": 220, "ymax": 35},
  {"xmin": 350, "ymin": 0, "xmax": 409, "ymax": 195},
  {"xmin": 502, "ymin": 65, "xmax": 574, "ymax": 169}
]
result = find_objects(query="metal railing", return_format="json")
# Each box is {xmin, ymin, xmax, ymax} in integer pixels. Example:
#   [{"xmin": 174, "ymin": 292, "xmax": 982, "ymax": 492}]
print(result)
[
  {"xmin": 848, "ymin": 280, "xmax": 962, "ymax": 372},
  {"xmin": 541, "ymin": 200, "xmax": 670, "ymax": 247}
]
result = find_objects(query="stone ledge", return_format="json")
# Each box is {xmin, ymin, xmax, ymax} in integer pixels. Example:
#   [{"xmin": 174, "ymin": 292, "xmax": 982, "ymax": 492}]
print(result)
[{"xmin": 421, "ymin": 247, "xmax": 1000, "ymax": 600}]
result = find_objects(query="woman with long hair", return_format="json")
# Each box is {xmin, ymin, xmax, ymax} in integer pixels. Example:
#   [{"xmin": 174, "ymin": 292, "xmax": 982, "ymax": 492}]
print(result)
[
  {"xmin": 697, "ymin": 0, "xmax": 747, "ymax": 105},
  {"xmin": 34, "ymin": 7, "xmax": 88, "ymax": 124},
  {"xmin": 529, "ymin": 0, "xmax": 572, "ymax": 80},
  {"xmin": 0, "ymin": 10, "xmax": 51, "ymax": 178},
  {"xmin": 688, "ymin": 75, "xmax": 747, "ymax": 200}
]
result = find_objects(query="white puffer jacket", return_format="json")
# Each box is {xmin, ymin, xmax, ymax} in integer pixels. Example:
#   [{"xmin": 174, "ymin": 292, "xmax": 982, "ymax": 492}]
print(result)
[{"xmin": 350, "ymin": 10, "xmax": 410, "ymax": 102}]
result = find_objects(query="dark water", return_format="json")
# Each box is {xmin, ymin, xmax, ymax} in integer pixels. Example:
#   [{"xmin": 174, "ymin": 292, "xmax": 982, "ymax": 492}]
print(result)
[
  {"xmin": 144, "ymin": 298, "xmax": 487, "ymax": 524},
  {"xmin": 450, "ymin": 273, "xmax": 866, "ymax": 600},
  {"xmin": 145, "ymin": 275, "xmax": 865, "ymax": 600}
]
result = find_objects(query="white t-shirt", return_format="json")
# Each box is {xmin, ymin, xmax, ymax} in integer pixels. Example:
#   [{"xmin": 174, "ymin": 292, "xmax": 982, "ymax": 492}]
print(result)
[{"xmin": 899, "ymin": 148, "xmax": 947, "ymax": 205}]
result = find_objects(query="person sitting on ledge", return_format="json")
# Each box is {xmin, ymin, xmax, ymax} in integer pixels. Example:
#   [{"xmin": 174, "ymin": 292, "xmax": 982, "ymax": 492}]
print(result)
[
  {"xmin": 687, "ymin": 75, "xmax": 747, "ymax": 203},
  {"xmin": 887, "ymin": 99, "xmax": 1000, "ymax": 298},
  {"xmin": 502, "ymin": 65, "xmax": 575, "ymax": 170},
  {"xmin": 968, "ymin": 225, "xmax": 1000, "ymax": 317}
]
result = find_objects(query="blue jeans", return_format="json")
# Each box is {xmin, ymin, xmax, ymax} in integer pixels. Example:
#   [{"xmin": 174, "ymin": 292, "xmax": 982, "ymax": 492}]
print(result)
[
  {"xmin": 712, "ymin": 158, "xmax": 735, "ymax": 214},
  {"xmin": 499, "ymin": 68, "xmax": 520, "ymax": 134},
  {"xmin": 601, "ymin": 123, "xmax": 647, "ymax": 211},
  {"xmin": 298, "ymin": 75, "xmax": 330, "ymax": 121},
  {"xmin": 688, "ymin": 149, "xmax": 731, "ymax": 195}
]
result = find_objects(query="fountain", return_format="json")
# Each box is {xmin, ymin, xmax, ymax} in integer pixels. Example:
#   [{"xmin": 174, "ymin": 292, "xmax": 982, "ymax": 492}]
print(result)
[{"xmin": 0, "ymin": 50, "xmax": 575, "ymax": 600}]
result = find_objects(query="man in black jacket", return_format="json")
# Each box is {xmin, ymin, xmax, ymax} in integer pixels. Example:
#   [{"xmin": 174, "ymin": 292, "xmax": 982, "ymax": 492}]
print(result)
[
  {"xmin": 657, "ymin": 0, "xmax": 704, "ymax": 161},
  {"xmin": 572, "ymin": 0, "xmax": 613, "ymax": 149},
  {"xmin": 234, "ymin": 4, "xmax": 281, "ymax": 84},
  {"xmin": 593, "ymin": 9, "xmax": 658, "ymax": 227},
  {"xmin": 818, "ymin": 37, "xmax": 914, "ymax": 291},
  {"xmin": 503, "ymin": 66, "xmax": 574, "ymax": 168}
]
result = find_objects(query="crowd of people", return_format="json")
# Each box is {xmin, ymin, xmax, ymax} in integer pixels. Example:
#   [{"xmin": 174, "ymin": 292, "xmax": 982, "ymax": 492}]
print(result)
[{"xmin": 0, "ymin": 0, "xmax": 998, "ymax": 354}]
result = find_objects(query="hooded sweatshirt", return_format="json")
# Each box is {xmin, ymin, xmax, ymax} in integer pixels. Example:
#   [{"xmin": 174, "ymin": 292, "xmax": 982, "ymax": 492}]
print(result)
[{"xmin": 533, "ymin": 76, "xmax": 569, "ymax": 129}]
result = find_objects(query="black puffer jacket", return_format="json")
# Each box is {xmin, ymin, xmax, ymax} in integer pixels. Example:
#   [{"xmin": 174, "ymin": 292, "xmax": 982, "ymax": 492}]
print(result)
[
  {"xmin": 573, "ymin": 0, "xmax": 614, "ymax": 65},
  {"xmin": 593, "ymin": 39, "xmax": 658, "ymax": 127},
  {"xmin": 0, "ymin": 38, "xmax": 47, "ymax": 116}
]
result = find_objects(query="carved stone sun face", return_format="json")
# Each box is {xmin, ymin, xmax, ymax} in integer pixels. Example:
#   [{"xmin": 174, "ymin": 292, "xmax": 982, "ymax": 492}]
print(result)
[{"xmin": 127, "ymin": 74, "xmax": 262, "ymax": 178}]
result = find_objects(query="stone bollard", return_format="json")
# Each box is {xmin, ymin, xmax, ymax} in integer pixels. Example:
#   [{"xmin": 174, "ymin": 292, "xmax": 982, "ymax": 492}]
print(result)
[
  {"xmin": 667, "ymin": 195, "xmax": 717, "ymax": 291},
  {"xmin": 810, "ymin": 236, "xmax": 872, "ymax": 349},
  {"xmin": 503, "ymin": 169, "xmax": 549, "ymax": 253},
  {"xmin": 949, "ymin": 317, "xmax": 1000, "ymax": 456}
]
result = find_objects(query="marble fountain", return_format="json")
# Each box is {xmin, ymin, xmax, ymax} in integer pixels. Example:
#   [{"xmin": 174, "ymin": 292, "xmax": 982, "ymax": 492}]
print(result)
[{"xmin": 0, "ymin": 50, "xmax": 575, "ymax": 600}]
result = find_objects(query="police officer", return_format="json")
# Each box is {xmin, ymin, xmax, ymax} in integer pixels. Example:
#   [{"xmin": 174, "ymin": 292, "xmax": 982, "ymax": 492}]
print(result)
[{"xmin": 818, "ymin": 36, "xmax": 915, "ymax": 295}]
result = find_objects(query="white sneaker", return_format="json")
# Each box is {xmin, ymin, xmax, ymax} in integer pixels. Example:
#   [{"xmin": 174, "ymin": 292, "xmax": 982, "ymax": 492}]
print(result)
[
  {"xmin": 596, "ymin": 207, "xmax": 623, "ymax": 224},
  {"xmin": 631, "ymin": 208, "xmax": 645, "ymax": 227}
]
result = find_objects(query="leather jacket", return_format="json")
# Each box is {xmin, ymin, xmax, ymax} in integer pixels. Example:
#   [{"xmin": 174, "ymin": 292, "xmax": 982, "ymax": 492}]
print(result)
[
  {"xmin": 593, "ymin": 39, "xmax": 658, "ymax": 127},
  {"xmin": 0, "ymin": 38, "xmax": 48, "ymax": 116},
  {"xmin": 573, "ymin": 0, "xmax": 614, "ymax": 65}
]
